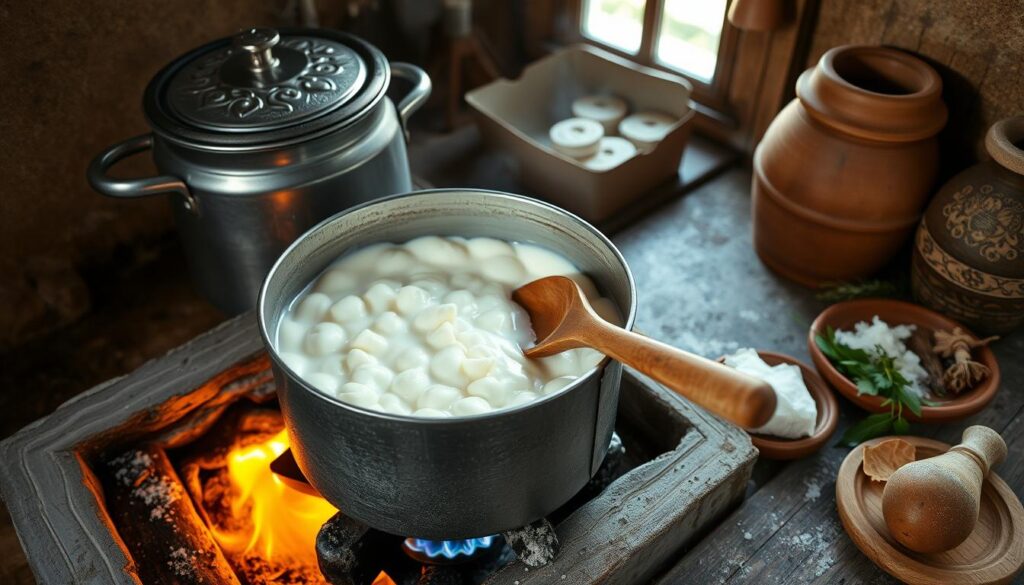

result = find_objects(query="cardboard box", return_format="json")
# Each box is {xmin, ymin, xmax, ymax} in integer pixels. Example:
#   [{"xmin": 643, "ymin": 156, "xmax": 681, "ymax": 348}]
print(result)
[{"xmin": 466, "ymin": 44, "xmax": 695, "ymax": 223}]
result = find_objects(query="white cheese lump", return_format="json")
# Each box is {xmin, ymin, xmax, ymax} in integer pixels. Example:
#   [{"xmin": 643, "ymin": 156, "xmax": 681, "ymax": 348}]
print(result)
[
  {"xmin": 723, "ymin": 348, "xmax": 817, "ymax": 439},
  {"xmin": 276, "ymin": 236, "xmax": 619, "ymax": 418}
]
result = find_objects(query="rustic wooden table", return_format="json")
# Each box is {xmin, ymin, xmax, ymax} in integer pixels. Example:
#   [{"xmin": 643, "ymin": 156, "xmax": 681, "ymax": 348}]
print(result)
[
  {"xmin": 612, "ymin": 168, "xmax": 1022, "ymax": 584},
  {"xmin": 410, "ymin": 130, "xmax": 1024, "ymax": 584},
  {"xmin": 1, "ymin": 130, "xmax": 1020, "ymax": 584}
]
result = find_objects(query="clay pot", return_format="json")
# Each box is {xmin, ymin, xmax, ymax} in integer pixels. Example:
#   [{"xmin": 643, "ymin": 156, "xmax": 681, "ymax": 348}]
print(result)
[
  {"xmin": 912, "ymin": 116, "xmax": 1024, "ymax": 334},
  {"xmin": 753, "ymin": 45, "xmax": 947, "ymax": 286}
]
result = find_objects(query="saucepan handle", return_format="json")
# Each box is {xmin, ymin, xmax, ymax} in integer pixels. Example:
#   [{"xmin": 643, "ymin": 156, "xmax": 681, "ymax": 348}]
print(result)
[
  {"xmin": 87, "ymin": 134, "xmax": 198, "ymax": 213},
  {"xmin": 389, "ymin": 62, "xmax": 432, "ymax": 142}
]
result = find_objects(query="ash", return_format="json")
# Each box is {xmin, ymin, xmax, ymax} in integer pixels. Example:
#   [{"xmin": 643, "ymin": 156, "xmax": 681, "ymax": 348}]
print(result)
[
  {"xmin": 787, "ymin": 526, "xmax": 837, "ymax": 578},
  {"xmin": 110, "ymin": 449, "xmax": 183, "ymax": 524},
  {"xmin": 503, "ymin": 518, "xmax": 559, "ymax": 568},
  {"xmin": 234, "ymin": 553, "xmax": 327, "ymax": 585},
  {"xmin": 168, "ymin": 547, "xmax": 198, "ymax": 580}
]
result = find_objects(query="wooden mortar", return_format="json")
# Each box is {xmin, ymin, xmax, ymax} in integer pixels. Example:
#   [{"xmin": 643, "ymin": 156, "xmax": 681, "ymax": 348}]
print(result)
[{"xmin": 881, "ymin": 426, "xmax": 1007, "ymax": 553}]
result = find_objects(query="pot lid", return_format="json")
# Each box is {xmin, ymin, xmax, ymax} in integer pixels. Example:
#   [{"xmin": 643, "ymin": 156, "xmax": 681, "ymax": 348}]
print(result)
[{"xmin": 145, "ymin": 27, "xmax": 389, "ymax": 147}]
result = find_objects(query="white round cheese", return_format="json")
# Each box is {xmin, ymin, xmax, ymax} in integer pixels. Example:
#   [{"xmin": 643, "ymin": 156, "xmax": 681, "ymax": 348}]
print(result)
[
  {"xmin": 571, "ymin": 94, "xmax": 629, "ymax": 134},
  {"xmin": 582, "ymin": 136, "xmax": 638, "ymax": 172},
  {"xmin": 549, "ymin": 117, "xmax": 604, "ymax": 159},
  {"xmin": 618, "ymin": 111, "xmax": 676, "ymax": 152}
]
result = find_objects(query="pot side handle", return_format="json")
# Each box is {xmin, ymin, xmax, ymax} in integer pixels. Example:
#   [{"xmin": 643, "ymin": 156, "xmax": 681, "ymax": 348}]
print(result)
[
  {"xmin": 87, "ymin": 134, "xmax": 198, "ymax": 213},
  {"xmin": 389, "ymin": 63, "xmax": 431, "ymax": 142}
]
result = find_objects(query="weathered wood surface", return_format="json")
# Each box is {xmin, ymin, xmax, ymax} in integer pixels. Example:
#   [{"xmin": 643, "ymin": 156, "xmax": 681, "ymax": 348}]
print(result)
[{"xmin": 613, "ymin": 168, "xmax": 1024, "ymax": 584}]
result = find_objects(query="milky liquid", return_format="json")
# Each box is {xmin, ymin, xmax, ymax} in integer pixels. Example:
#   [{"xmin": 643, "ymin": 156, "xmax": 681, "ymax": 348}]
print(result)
[{"xmin": 275, "ymin": 236, "xmax": 619, "ymax": 418}]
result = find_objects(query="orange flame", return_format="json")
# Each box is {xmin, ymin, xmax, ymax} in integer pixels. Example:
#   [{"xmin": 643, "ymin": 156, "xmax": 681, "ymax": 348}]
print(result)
[
  {"xmin": 209, "ymin": 430, "xmax": 337, "ymax": 567},
  {"xmin": 372, "ymin": 572, "xmax": 397, "ymax": 585}
]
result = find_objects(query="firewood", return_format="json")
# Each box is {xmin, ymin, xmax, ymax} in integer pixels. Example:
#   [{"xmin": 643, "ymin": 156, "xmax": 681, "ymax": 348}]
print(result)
[{"xmin": 103, "ymin": 445, "xmax": 240, "ymax": 585}]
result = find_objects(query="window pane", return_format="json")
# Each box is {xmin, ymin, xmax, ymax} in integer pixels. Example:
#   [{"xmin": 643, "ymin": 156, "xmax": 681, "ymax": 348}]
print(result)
[
  {"xmin": 655, "ymin": 0, "xmax": 728, "ymax": 82},
  {"xmin": 582, "ymin": 0, "xmax": 647, "ymax": 54}
]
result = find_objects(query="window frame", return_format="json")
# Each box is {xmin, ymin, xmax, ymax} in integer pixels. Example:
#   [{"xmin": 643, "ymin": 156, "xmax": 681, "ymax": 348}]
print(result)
[{"xmin": 568, "ymin": 0, "xmax": 740, "ymax": 121}]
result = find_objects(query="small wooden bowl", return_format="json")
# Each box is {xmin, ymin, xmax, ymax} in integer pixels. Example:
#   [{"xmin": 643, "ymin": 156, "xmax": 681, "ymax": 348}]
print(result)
[
  {"xmin": 808, "ymin": 299, "xmax": 1000, "ymax": 423},
  {"xmin": 718, "ymin": 350, "xmax": 839, "ymax": 460},
  {"xmin": 836, "ymin": 436, "xmax": 1024, "ymax": 585}
]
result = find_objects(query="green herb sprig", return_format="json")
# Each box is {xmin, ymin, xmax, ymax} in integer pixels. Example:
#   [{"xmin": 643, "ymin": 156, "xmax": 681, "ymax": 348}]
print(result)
[
  {"xmin": 815, "ymin": 327, "xmax": 923, "ymax": 446},
  {"xmin": 815, "ymin": 279, "xmax": 906, "ymax": 303}
]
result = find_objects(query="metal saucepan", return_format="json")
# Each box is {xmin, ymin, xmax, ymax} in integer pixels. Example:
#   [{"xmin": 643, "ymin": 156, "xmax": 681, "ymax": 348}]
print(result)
[{"xmin": 257, "ymin": 189, "xmax": 636, "ymax": 539}]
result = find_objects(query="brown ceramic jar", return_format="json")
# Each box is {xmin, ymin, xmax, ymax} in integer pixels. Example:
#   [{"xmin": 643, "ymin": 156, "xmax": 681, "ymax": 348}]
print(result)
[
  {"xmin": 753, "ymin": 45, "xmax": 948, "ymax": 286},
  {"xmin": 912, "ymin": 117, "xmax": 1024, "ymax": 334}
]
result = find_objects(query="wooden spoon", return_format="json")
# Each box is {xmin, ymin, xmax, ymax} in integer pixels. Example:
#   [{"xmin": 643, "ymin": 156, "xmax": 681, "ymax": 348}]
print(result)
[{"xmin": 513, "ymin": 276, "xmax": 777, "ymax": 428}]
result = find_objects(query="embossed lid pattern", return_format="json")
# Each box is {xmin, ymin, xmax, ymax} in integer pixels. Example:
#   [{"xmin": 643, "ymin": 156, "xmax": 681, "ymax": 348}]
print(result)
[{"xmin": 165, "ymin": 28, "xmax": 368, "ymax": 132}]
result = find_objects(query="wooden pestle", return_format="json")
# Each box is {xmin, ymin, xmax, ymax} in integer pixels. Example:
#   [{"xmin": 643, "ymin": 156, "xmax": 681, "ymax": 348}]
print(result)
[{"xmin": 882, "ymin": 426, "xmax": 1007, "ymax": 553}]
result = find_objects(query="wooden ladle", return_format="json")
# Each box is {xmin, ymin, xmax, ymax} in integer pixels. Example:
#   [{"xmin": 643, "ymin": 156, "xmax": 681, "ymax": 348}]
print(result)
[{"xmin": 513, "ymin": 276, "xmax": 777, "ymax": 428}]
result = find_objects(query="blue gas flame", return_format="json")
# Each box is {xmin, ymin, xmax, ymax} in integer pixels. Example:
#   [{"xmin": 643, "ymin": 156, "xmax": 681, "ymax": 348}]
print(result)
[{"xmin": 404, "ymin": 536, "xmax": 496, "ymax": 559}]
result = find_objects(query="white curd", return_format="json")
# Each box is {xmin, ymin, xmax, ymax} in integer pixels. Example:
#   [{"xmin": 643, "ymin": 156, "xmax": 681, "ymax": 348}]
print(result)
[
  {"xmin": 723, "ymin": 348, "xmax": 817, "ymax": 439},
  {"xmin": 276, "ymin": 236, "xmax": 619, "ymax": 418}
]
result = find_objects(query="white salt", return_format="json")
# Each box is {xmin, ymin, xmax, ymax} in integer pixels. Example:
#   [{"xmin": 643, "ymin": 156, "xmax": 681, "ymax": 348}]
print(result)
[
  {"xmin": 738, "ymin": 309, "xmax": 761, "ymax": 323},
  {"xmin": 833, "ymin": 316, "xmax": 930, "ymax": 397},
  {"xmin": 804, "ymin": 480, "xmax": 821, "ymax": 502}
]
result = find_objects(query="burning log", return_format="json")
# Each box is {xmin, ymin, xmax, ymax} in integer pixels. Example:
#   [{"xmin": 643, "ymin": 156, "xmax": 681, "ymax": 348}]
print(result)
[
  {"xmin": 177, "ymin": 404, "xmax": 285, "ymax": 470},
  {"xmin": 177, "ymin": 405, "xmax": 285, "ymax": 534},
  {"xmin": 103, "ymin": 445, "xmax": 240, "ymax": 585},
  {"xmin": 178, "ymin": 408, "xmax": 337, "ymax": 584}
]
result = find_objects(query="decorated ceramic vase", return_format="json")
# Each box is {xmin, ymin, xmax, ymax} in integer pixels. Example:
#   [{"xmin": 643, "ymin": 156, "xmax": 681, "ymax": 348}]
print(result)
[
  {"xmin": 753, "ymin": 45, "xmax": 947, "ymax": 286},
  {"xmin": 912, "ymin": 116, "xmax": 1024, "ymax": 334}
]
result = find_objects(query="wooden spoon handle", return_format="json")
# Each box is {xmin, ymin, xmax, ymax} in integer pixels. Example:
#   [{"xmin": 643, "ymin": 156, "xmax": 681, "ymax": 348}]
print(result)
[{"xmin": 585, "ymin": 323, "xmax": 776, "ymax": 428}]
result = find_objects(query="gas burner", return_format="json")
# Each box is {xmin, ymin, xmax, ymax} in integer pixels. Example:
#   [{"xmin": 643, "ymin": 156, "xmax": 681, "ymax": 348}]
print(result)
[{"xmin": 402, "ymin": 536, "xmax": 499, "ymax": 564}]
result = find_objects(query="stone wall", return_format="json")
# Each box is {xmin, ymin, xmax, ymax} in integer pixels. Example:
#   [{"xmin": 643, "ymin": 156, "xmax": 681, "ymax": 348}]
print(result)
[
  {"xmin": 0, "ymin": 0, "xmax": 423, "ymax": 348},
  {"xmin": 0, "ymin": 0, "xmax": 303, "ymax": 346}
]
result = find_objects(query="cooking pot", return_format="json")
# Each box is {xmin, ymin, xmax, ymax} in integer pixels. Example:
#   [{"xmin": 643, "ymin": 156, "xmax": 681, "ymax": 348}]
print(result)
[
  {"xmin": 258, "ymin": 189, "xmax": 636, "ymax": 539},
  {"xmin": 88, "ymin": 27, "xmax": 430, "ymax": 314}
]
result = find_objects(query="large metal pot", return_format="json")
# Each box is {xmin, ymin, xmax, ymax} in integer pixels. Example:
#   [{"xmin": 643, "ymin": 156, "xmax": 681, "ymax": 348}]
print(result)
[
  {"xmin": 258, "ymin": 190, "xmax": 636, "ymax": 539},
  {"xmin": 88, "ymin": 28, "xmax": 430, "ymax": 314}
]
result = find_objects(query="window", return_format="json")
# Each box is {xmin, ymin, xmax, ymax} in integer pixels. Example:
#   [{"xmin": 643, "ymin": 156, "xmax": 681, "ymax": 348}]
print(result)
[
  {"xmin": 581, "ymin": 0, "xmax": 646, "ymax": 54},
  {"xmin": 579, "ymin": 0, "xmax": 734, "ymax": 98},
  {"xmin": 655, "ymin": 0, "xmax": 728, "ymax": 82}
]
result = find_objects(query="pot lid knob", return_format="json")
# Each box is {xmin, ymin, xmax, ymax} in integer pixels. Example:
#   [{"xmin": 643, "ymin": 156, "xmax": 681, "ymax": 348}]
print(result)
[
  {"xmin": 162, "ymin": 28, "xmax": 372, "ymax": 134},
  {"xmin": 234, "ymin": 28, "xmax": 281, "ymax": 75}
]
